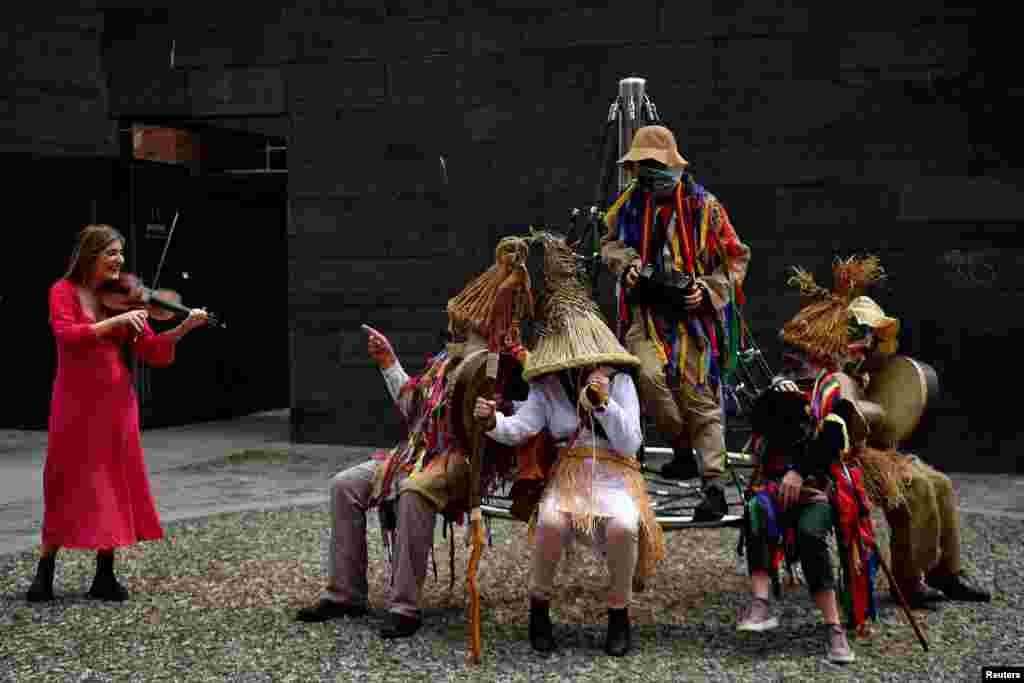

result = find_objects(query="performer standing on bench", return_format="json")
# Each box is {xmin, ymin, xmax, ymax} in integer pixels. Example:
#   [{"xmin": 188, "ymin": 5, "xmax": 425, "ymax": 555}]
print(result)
[
  {"xmin": 601, "ymin": 125, "xmax": 751, "ymax": 521},
  {"xmin": 474, "ymin": 232, "xmax": 665, "ymax": 657}
]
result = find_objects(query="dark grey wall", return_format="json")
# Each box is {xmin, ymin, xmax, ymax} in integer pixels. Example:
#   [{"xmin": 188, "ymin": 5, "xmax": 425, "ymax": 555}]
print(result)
[
  {"xmin": 0, "ymin": 8, "xmax": 117, "ymax": 155},
  {"xmin": 4, "ymin": 3, "xmax": 1021, "ymax": 471}
]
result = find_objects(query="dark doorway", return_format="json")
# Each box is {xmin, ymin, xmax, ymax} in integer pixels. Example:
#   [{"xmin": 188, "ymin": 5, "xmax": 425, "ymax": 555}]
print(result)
[{"xmin": 1, "ymin": 123, "xmax": 289, "ymax": 430}]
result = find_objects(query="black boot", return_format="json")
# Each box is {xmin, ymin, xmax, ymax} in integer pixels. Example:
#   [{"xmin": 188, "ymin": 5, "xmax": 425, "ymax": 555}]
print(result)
[
  {"xmin": 26, "ymin": 554, "xmax": 56, "ymax": 603},
  {"xmin": 660, "ymin": 446, "xmax": 700, "ymax": 480},
  {"xmin": 379, "ymin": 611, "xmax": 422, "ymax": 639},
  {"xmin": 88, "ymin": 551, "xmax": 129, "ymax": 602},
  {"xmin": 528, "ymin": 597, "xmax": 555, "ymax": 653},
  {"xmin": 693, "ymin": 481, "xmax": 728, "ymax": 523},
  {"xmin": 605, "ymin": 608, "xmax": 631, "ymax": 656}
]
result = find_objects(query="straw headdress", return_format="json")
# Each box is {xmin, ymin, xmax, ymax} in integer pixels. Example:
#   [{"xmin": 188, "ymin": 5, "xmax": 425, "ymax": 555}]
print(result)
[
  {"xmin": 446, "ymin": 236, "xmax": 534, "ymax": 350},
  {"xmin": 781, "ymin": 255, "xmax": 894, "ymax": 362},
  {"xmin": 523, "ymin": 231, "xmax": 640, "ymax": 381}
]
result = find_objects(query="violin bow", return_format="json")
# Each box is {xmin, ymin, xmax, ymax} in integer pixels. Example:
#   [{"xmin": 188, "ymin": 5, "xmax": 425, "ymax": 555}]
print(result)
[{"xmin": 152, "ymin": 209, "xmax": 180, "ymax": 290}]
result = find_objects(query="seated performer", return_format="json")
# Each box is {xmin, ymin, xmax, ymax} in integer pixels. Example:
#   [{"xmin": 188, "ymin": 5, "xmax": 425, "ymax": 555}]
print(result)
[
  {"xmin": 739, "ymin": 386, "xmax": 857, "ymax": 664},
  {"xmin": 601, "ymin": 125, "xmax": 751, "ymax": 522},
  {"xmin": 295, "ymin": 238, "xmax": 533, "ymax": 638},
  {"xmin": 474, "ymin": 232, "xmax": 665, "ymax": 657},
  {"xmin": 777, "ymin": 256, "xmax": 989, "ymax": 608}
]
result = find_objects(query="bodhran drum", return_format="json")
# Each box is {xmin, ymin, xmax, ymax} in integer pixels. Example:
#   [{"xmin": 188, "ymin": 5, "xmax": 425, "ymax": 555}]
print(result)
[{"xmin": 865, "ymin": 355, "xmax": 940, "ymax": 446}]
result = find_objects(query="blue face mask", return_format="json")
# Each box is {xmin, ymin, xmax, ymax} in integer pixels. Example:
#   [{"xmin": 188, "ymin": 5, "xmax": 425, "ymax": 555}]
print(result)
[{"xmin": 636, "ymin": 166, "xmax": 683, "ymax": 195}]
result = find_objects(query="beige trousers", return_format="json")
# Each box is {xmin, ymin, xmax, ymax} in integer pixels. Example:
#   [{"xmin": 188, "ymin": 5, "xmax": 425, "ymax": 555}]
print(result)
[
  {"xmin": 321, "ymin": 460, "xmax": 437, "ymax": 619},
  {"xmin": 885, "ymin": 458, "xmax": 962, "ymax": 589},
  {"xmin": 625, "ymin": 316, "xmax": 725, "ymax": 480}
]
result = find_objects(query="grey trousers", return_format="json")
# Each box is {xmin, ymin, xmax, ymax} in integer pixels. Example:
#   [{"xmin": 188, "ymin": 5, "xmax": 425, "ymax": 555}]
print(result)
[{"xmin": 320, "ymin": 460, "xmax": 437, "ymax": 618}]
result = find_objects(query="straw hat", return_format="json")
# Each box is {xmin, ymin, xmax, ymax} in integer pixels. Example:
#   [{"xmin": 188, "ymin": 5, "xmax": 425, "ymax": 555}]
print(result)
[
  {"xmin": 617, "ymin": 125, "xmax": 689, "ymax": 169},
  {"xmin": 523, "ymin": 232, "xmax": 640, "ymax": 381},
  {"xmin": 446, "ymin": 236, "xmax": 534, "ymax": 348},
  {"xmin": 780, "ymin": 255, "xmax": 888, "ymax": 362}
]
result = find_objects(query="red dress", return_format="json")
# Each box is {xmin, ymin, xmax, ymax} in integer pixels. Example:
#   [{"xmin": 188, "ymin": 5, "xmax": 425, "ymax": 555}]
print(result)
[{"xmin": 43, "ymin": 278, "xmax": 175, "ymax": 549}]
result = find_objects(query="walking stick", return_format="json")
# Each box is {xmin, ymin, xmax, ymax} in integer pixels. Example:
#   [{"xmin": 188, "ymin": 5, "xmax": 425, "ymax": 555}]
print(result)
[
  {"xmin": 839, "ymin": 462, "xmax": 929, "ymax": 652},
  {"xmin": 467, "ymin": 347, "xmax": 498, "ymax": 664}
]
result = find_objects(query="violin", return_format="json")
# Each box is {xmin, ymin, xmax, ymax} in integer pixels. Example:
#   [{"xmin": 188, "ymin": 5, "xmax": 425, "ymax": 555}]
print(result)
[{"xmin": 98, "ymin": 272, "xmax": 223, "ymax": 328}]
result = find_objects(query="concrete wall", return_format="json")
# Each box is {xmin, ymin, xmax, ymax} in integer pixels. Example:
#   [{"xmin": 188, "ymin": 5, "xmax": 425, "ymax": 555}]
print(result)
[{"xmin": 4, "ymin": 3, "xmax": 1021, "ymax": 471}]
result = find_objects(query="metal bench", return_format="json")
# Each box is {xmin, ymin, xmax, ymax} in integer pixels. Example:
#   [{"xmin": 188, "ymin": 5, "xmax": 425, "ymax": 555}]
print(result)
[{"xmin": 480, "ymin": 447, "xmax": 753, "ymax": 531}]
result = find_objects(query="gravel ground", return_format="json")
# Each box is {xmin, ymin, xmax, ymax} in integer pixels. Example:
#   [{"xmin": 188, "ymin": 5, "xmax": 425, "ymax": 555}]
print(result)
[{"xmin": 0, "ymin": 490, "xmax": 1019, "ymax": 683}]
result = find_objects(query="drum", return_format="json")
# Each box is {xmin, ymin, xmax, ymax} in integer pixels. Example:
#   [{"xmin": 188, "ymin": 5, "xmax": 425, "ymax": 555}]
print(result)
[{"xmin": 865, "ymin": 355, "xmax": 940, "ymax": 445}]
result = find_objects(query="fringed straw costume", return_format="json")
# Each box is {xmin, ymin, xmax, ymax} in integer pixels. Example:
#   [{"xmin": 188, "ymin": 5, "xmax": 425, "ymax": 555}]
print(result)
[
  {"xmin": 306, "ymin": 238, "xmax": 534, "ymax": 628},
  {"xmin": 485, "ymin": 232, "xmax": 665, "ymax": 610},
  {"xmin": 777, "ymin": 255, "xmax": 988, "ymax": 609}
]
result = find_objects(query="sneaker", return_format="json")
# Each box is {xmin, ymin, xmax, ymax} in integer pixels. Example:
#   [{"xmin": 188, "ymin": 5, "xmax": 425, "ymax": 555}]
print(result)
[
  {"xmin": 693, "ymin": 482, "xmax": 728, "ymax": 523},
  {"xmin": 737, "ymin": 596, "xmax": 778, "ymax": 632},
  {"xmin": 825, "ymin": 623, "xmax": 855, "ymax": 664}
]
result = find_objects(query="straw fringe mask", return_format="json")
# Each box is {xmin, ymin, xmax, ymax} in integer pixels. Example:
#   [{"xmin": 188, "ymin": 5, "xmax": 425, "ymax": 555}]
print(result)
[{"xmin": 523, "ymin": 231, "xmax": 640, "ymax": 381}]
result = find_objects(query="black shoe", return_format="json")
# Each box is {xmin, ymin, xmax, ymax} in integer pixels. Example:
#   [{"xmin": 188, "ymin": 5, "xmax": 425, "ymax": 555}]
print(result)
[
  {"xmin": 87, "ymin": 552, "xmax": 129, "ymax": 602},
  {"xmin": 927, "ymin": 571, "xmax": 991, "ymax": 603},
  {"xmin": 529, "ymin": 597, "xmax": 556, "ymax": 653},
  {"xmin": 26, "ymin": 555, "xmax": 56, "ymax": 603},
  {"xmin": 295, "ymin": 599, "xmax": 368, "ymax": 622},
  {"xmin": 380, "ymin": 612, "xmax": 422, "ymax": 639},
  {"xmin": 897, "ymin": 581, "xmax": 945, "ymax": 610},
  {"xmin": 660, "ymin": 450, "xmax": 700, "ymax": 480},
  {"xmin": 693, "ymin": 482, "xmax": 727, "ymax": 523},
  {"xmin": 605, "ymin": 608, "xmax": 631, "ymax": 657}
]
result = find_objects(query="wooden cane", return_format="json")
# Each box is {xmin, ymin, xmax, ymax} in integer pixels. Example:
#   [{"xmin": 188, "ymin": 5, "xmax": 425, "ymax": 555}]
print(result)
[
  {"xmin": 873, "ymin": 545, "xmax": 930, "ymax": 652},
  {"xmin": 840, "ymin": 463, "xmax": 929, "ymax": 652},
  {"xmin": 467, "ymin": 350, "xmax": 498, "ymax": 664}
]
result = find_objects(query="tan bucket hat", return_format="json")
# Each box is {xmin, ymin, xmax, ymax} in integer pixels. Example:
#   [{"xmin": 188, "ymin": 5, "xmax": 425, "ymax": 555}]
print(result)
[{"xmin": 617, "ymin": 125, "xmax": 689, "ymax": 168}]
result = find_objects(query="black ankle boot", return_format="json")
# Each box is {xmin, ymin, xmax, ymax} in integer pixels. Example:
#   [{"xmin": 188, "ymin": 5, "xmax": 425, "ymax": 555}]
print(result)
[
  {"xmin": 605, "ymin": 607, "xmax": 631, "ymax": 656},
  {"xmin": 88, "ymin": 551, "xmax": 129, "ymax": 602},
  {"xmin": 529, "ymin": 597, "xmax": 555, "ymax": 653},
  {"xmin": 26, "ymin": 554, "xmax": 56, "ymax": 603}
]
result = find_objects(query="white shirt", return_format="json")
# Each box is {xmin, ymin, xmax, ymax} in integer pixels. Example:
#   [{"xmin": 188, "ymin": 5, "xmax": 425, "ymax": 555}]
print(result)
[{"xmin": 487, "ymin": 372, "xmax": 642, "ymax": 457}]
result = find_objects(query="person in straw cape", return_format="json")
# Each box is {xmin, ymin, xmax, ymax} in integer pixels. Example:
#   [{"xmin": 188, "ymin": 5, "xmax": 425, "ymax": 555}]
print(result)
[
  {"xmin": 601, "ymin": 125, "xmax": 751, "ymax": 522},
  {"xmin": 775, "ymin": 255, "xmax": 990, "ymax": 609},
  {"xmin": 474, "ymin": 231, "xmax": 665, "ymax": 657},
  {"xmin": 295, "ymin": 237, "xmax": 534, "ymax": 639}
]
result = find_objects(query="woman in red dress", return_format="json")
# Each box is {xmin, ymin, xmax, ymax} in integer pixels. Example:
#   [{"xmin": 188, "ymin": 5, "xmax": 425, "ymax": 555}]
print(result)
[{"xmin": 26, "ymin": 224, "xmax": 209, "ymax": 602}]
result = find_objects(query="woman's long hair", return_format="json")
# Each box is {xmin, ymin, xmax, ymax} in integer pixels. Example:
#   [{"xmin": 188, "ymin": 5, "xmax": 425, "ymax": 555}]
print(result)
[{"xmin": 64, "ymin": 224, "xmax": 125, "ymax": 285}]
